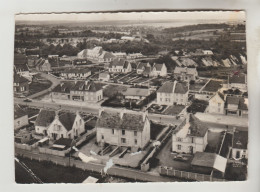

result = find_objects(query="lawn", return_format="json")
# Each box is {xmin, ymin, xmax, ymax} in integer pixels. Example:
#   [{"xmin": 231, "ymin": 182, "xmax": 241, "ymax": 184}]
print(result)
[
  {"xmin": 205, "ymin": 130, "xmax": 223, "ymax": 153},
  {"xmin": 28, "ymin": 74, "xmax": 52, "ymax": 96},
  {"xmin": 225, "ymin": 162, "xmax": 247, "ymax": 181},
  {"xmin": 163, "ymin": 105, "xmax": 185, "ymax": 116},
  {"xmin": 15, "ymin": 161, "xmax": 37, "ymax": 184},
  {"xmin": 187, "ymin": 99, "xmax": 208, "ymax": 113},
  {"xmin": 103, "ymin": 85, "xmax": 127, "ymax": 98},
  {"xmin": 203, "ymin": 80, "xmax": 223, "ymax": 92},
  {"xmin": 18, "ymin": 105, "xmax": 40, "ymax": 118}
]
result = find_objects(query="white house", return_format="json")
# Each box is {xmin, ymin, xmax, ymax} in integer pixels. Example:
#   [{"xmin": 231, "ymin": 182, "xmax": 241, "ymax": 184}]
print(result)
[
  {"xmin": 228, "ymin": 74, "xmax": 247, "ymax": 91},
  {"xmin": 157, "ymin": 81, "xmax": 189, "ymax": 105},
  {"xmin": 96, "ymin": 109, "xmax": 150, "ymax": 150},
  {"xmin": 136, "ymin": 62, "xmax": 151, "ymax": 75},
  {"xmin": 207, "ymin": 92, "xmax": 225, "ymax": 114},
  {"xmin": 172, "ymin": 114, "xmax": 208, "ymax": 154},
  {"xmin": 231, "ymin": 129, "xmax": 248, "ymax": 160},
  {"xmin": 98, "ymin": 72, "xmax": 110, "ymax": 82},
  {"xmin": 174, "ymin": 67, "xmax": 198, "ymax": 81},
  {"xmin": 108, "ymin": 58, "xmax": 132, "ymax": 73},
  {"xmin": 35, "ymin": 109, "xmax": 56, "ymax": 135},
  {"xmin": 122, "ymin": 88, "xmax": 150, "ymax": 101},
  {"xmin": 150, "ymin": 63, "xmax": 167, "ymax": 77}
]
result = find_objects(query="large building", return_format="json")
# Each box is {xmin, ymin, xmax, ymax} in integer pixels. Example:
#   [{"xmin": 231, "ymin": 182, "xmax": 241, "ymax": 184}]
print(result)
[
  {"xmin": 207, "ymin": 92, "xmax": 225, "ymax": 114},
  {"xmin": 174, "ymin": 67, "xmax": 198, "ymax": 81},
  {"xmin": 96, "ymin": 109, "xmax": 150, "ymax": 149},
  {"xmin": 172, "ymin": 114, "xmax": 208, "ymax": 154},
  {"xmin": 157, "ymin": 81, "xmax": 189, "ymax": 105},
  {"xmin": 108, "ymin": 58, "xmax": 132, "ymax": 74}
]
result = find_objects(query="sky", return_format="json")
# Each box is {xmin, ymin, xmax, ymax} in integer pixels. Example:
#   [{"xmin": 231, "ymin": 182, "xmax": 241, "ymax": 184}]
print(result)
[{"xmin": 15, "ymin": 11, "xmax": 246, "ymax": 22}]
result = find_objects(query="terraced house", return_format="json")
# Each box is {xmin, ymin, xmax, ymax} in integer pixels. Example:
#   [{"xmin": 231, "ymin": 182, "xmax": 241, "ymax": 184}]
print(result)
[
  {"xmin": 174, "ymin": 66, "xmax": 198, "ymax": 81},
  {"xmin": 96, "ymin": 109, "xmax": 150, "ymax": 150},
  {"xmin": 172, "ymin": 114, "xmax": 208, "ymax": 154},
  {"xmin": 108, "ymin": 58, "xmax": 132, "ymax": 73},
  {"xmin": 150, "ymin": 63, "xmax": 167, "ymax": 77},
  {"xmin": 60, "ymin": 68, "xmax": 91, "ymax": 79},
  {"xmin": 157, "ymin": 81, "xmax": 189, "ymax": 105}
]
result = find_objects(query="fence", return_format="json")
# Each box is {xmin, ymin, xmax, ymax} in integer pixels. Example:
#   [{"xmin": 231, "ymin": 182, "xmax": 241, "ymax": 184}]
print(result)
[
  {"xmin": 159, "ymin": 166, "xmax": 225, "ymax": 182},
  {"xmin": 15, "ymin": 143, "xmax": 32, "ymax": 151},
  {"xmin": 38, "ymin": 147, "xmax": 71, "ymax": 157}
]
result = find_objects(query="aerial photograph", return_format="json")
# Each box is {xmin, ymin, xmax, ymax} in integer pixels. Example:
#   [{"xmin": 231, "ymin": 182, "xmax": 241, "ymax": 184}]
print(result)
[{"xmin": 13, "ymin": 11, "xmax": 248, "ymax": 183}]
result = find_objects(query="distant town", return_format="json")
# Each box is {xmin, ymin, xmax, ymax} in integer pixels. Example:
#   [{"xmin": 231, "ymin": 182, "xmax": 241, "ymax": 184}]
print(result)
[{"xmin": 14, "ymin": 15, "xmax": 248, "ymax": 183}]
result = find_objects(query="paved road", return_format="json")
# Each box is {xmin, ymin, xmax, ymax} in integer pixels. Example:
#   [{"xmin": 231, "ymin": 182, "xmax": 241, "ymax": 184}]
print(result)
[{"xmin": 15, "ymin": 148, "xmax": 180, "ymax": 182}]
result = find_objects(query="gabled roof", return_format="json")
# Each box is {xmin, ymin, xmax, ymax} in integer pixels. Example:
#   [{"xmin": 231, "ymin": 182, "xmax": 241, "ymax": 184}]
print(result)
[
  {"xmin": 96, "ymin": 110, "xmax": 147, "ymax": 131},
  {"xmin": 137, "ymin": 62, "xmax": 150, "ymax": 70},
  {"xmin": 153, "ymin": 63, "xmax": 164, "ymax": 71},
  {"xmin": 14, "ymin": 105, "xmax": 27, "ymax": 119},
  {"xmin": 109, "ymin": 58, "xmax": 130, "ymax": 69},
  {"xmin": 143, "ymin": 66, "xmax": 152, "ymax": 75},
  {"xmin": 58, "ymin": 112, "xmax": 76, "ymax": 131},
  {"xmin": 71, "ymin": 81, "xmax": 103, "ymax": 92},
  {"xmin": 188, "ymin": 114, "xmax": 208, "ymax": 137},
  {"xmin": 174, "ymin": 82, "xmax": 188, "ymax": 94},
  {"xmin": 35, "ymin": 109, "xmax": 56, "ymax": 127},
  {"xmin": 52, "ymin": 82, "xmax": 74, "ymax": 93},
  {"xmin": 229, "ymin": 74, "xmax": 246, "ymax": 84},
  {"xmin": 157, "ymin": 81, "xmax": 188, "ymax": 94},
  {"xmin": 157, "ymin": 81, "xmax": 174, "ymax": 93},
  {"xmin": 123, "ymin": 88, "xmax": 149, "ymax": 97},
  {"xmin": 210, "ymin": 92, "xmax": 225, "ymax": 102},
  {"xmin": 233, "ymin": 130, "xmax": 248, "ymax": 149}
]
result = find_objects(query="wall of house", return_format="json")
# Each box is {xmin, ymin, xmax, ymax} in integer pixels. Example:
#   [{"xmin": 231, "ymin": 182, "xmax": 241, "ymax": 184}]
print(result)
[
  {"xmin": 231, "ymin": 148, "xmax": 248, "ymax": 159},
  {"xmin": 141, "ymin": 118, "xmax": 151, "ymax": 148},
  {"xmin": 173, "ymin": 92, "xmax": 188, "ymax": 105},
  {"xmin": 157, "ymin": 92, "xmax": 188, "ymax": 105},
  {"xmin": 208, "ymin": 95, "xmax": 225, "ymax": 114},
  {"xmin": 71, "ymin": 114, "xmax": 85, "ymax": 137},
  {"xmin": 52, "ymin": 92, "xmax": 70, "ymax": 100},
  {"xmin": 228, "ymin": 83, "xmax": 247, "ymax": 91},
  {"xmin": 14, "ymin": 115, "xmax": 29, "ymax": 130},
  {"xmin": 47, "ymin": 118, "xmax": 69, "ymax": 140},
  {"xmin": 35, "ymin": 125, "xmax": 48, "ymax": 135},
  {"xmin": 84, "ymin": 89, "xmax": 103, "ymax": 102}
]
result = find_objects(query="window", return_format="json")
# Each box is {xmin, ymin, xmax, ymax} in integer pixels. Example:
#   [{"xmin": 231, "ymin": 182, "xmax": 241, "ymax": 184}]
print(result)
[
  {"xmin": 191, "ymin": 137, "xmax": 194, "ymax": 143},
  {"xmin": 177, "ymin": 137, "xmax": 182, "ymax": 142},
  {"xmin": 134, "ymin": 131, "xmax": 137, "ymax": 136},
  {"xmin": 122, "ymin": 130, "xmax": 125, "ymax": 135},
  {"xmin": 112, "ymin": 129, "xmax": 114, "ymax": 134},
  {"xmin": 177, "ymin": 145, "xmax": 182, "ymax": 150},
  {"xmin": 218, "ymin": 108, "xmax": 220, "ymax": 112},
  {"xmin": 134, "ymin": 139, "xmax": 137, "ymax": 145},
  {"xmin": 121, "ymin": 138, "xmax": 126, "ymax": 143},
  {"xmin": 101, "ymin": 135, "xmax": 104, "ymax": 139},
  {"xmin": 218, "ymin": 103, "xmax": 221, "ymax": 107},
  {"xmin": 79, "ymin": 119, "xmax": 82, "ymax": 125},
  {"xmin": 61, "ymin": 134, "xmax": 63, "ymax": 138}
]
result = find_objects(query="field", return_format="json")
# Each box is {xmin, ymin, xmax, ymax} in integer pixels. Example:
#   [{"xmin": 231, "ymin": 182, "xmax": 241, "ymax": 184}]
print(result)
[
  {"xmin": 28, "ymin": 74, "xmax": 52, "ymax": 96},
  {"xmin": 202, "ymin": 80, "xmax": 223, "ymax": 92},
  {"xmin": 103, "ymin": 84, "xmax": 127, "ymax": 98}
]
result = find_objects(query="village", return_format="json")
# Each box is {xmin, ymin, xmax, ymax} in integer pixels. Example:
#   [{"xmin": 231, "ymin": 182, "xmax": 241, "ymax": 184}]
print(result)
[{"xmin": 13, "ymin": 20, "xmax": 248, "ymax": 183}]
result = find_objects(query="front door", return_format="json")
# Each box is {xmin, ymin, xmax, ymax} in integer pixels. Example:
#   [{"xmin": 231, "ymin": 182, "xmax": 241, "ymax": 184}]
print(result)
[{"xmin": 189, "ymin": 146, "xmax": 193, "ymax": 154}]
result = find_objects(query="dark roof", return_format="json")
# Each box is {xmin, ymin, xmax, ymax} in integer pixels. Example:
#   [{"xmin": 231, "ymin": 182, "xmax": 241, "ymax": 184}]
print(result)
[
  {"xmin": 14, "ymin": 105, "xmax": 27, "ymax": 119},
  {"xmin": 188, "ymin": 114, "xmax": 208, "ymax": 137},
  {"xmin": 14, "ymin": 54, "xmax": 27, "ymax": 66},
  {"xmin": 71, "ymin": 81, "xmax": 102, "ymax": 92},
  {"xmin": 103, "ymin": 52, "xmax": 115, "ymax": 59},
  {"xmin": 15, "ymin": 64, "xmax": 29, "ymax": 72},
  {"xmin": 137, "ymin": 62, "xmax": 150, "ymax": 70},
  {"xmin": 62, "ymin": 67, "xmax": 91, "ymax": 74},
  {"xmin": 191, "ymin": 152, "xmax": 216, "ymax": 168},
  {"xmin": 157, "ymin": 82, "xmax": 174, "ymax": 93},
  {"xmin": 123, "ymin": 88, "xmax": 149, "ymax": 97},
  {"xmin": 225, "ymin": 96, "xmax": 248, "ymax": 110},
  {"xmin": 58, "ymin": 112, "xmax": 76, "ymax": 131},
  {"xmin": 13, "ymin": 73, "xmax": 29, "ymax": 83},
  {"xmin": 157, "ymin": 81, "xmax": 188, "ymax": 94},
  {"xmin": 35, "ymin": 109, "xmax": 56, "ymax": 127},
  {"xmin": 52, "ymin": 82, "xmax": 74, "ymax": 93},
  {"xmin": 109, "ymin": 58, "xmax": 130, "ymax": 69},
  {"xmin": 153, "ymin": 63, "xmax": 164, "ymax": 71},
  {"xmin": 174, "ymin": 82, "xmax": 188, "ymax": 94},
  {"xmin": 53, "ymin": 138, "xmax": 73, "ymax": 147},
  {"xmin": 233, "ymin": 130, "xmax": 248, "ymax": 149},
  {"xmin": 229, "ymin": 74, "xmax": 246, "ymax": 84},
  {"xmin": 96, "ymin": 110, "xmax": 147, "ymax": 131},
  {"xmin": 143, "ymin": 66, "xmax": 152, "ymax": 75}
]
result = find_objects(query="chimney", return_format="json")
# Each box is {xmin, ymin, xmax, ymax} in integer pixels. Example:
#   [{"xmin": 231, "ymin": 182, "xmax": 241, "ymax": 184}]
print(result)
[
  {"xmin": 120, "ymin": 108, "xmax": 126, "ymax": 119},
  {"xmin": 55, "ymin": 110, "xmax": 59, "ymax": 120},
  {"xmin": 186, "ymin": 113, "xmax": 190, "ymax": 124}
]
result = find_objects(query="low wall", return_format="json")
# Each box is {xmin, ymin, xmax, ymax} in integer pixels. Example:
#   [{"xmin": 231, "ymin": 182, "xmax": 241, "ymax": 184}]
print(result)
[{"xmin": 38, "ymin": 147, "xmax": 70, "ymax": 157}]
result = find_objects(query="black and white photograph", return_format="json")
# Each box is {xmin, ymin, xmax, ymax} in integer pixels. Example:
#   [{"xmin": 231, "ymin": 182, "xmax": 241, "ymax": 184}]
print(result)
[{"xmin": 13, "ymin": 10, "xmax": 249, "ymax": 183}]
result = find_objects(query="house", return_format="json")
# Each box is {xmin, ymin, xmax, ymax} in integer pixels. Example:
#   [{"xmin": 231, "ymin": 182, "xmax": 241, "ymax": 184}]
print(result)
[
  {"xmin": 13, "ymin": 72, "xmax": 29, "ymax": 94},
  {"xmin": 202, "ymin": 50, "xmax": 213, "ymax": 55},
  {"xmin": 158, "ymin": 50, "xmax": 170, "ymax": 56},
  {"xmin": 191, "ymin": 152, "xmax": 227, "ymax": 177},
  {"xmin": 157, "ymin": 81, "xmax": 189, "ymax": 105},
  {"xmin": 127, "ymin": 53, "xmax": 143, "ymax": 59},
  {"xmin": 228, "ymin": 74, "xmax": 247, "ymax": 91},
  {"xmin": 60, "ymin": 68, "xmax": 91, "ymax": 79},
  {"xmin": 47, "ymin": 111, "xmax": 85, "ymax": 140},
  {"xmin": 51, "ymin": 82, "xmax": 74, "ymax": 100},
  {"xmin": 96, "ymin": 109, "xmax": 150, "ymax": 149},
  {"xmin": 207, "ymin": 92, "xmax": 225, "ymax": 114},
  {"xmin": 225, "ymin": 96, "xmax": 248, "ymax": 117},
  {"xmin": 98, "ymin": 72, "xmax": 110, "ymax": 82},
  {"xmin": 35, "ymin": 58, "xmax": 52, "ymax": 72},
  {"xmin": 70, "ymin": 81, "xmax": 103, "ymax": 103},
  {"xmin": 172, "ymin": 114, "xmax": 208, "ymax": 154},
  {"xmin": 112, "ymin": 52, "xmax": 127, "ymax": 58},
  {"xmin": 174, "ymin": 67, "xmax": 198, "ymax": 81},
  {"xmin": 121, "ymin": 36, "xmax": 135, "ymax": 41},
  {"xmin": 14, "ymin": 105, "xmax": 29, "ymax": 130},
  {"xmin": 35, "ymin": 109, "xmax": 56, "ymax": 135},
  {"xmin": 98, "ymin": 51, "xmax": 115, "ymax": 63},
  {"xmin": 231, "ymin": 129, "xmax": 248, "ymax": 160},
  {"xmin": 150, "ymin": 63, "xmax": 167, "ymax": 77},
  {"xmin": 122, "ymin": 88, "xmax": 150, "ymax": 101},
  {"xmin": 108, "ymin": 58, "xmax": 132, "ymax": 73},
  {"xmin": 14, "ymin": 54, "xmax": 31, "ymax": 81},
  {"xmin": 15, "ymin": 129, "xmax": 32, "ymax": 144},
  {"xmin": 35, "ymin": 109, "xmax": 86, "ymax": 140},
  {"xmin": 136, "ymin": 62, "xmax": 151, "ymax": 75}
]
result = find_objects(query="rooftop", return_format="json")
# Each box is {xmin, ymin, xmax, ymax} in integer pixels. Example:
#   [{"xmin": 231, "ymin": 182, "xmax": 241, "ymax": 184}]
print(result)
[
  {"xmin": 123, "ymin": 88, "xmax": 150, "ymax": 97},
  {"xmin": 14, "ymin": 105, "xmax": 27, "ymax": 119},
  {"xmin": 229, "ymin": 74, "xmax": 246, "ymax": 84},
  {"xmin": 233, "ymin": 130, "xmax": 248, "ymax": 149}
]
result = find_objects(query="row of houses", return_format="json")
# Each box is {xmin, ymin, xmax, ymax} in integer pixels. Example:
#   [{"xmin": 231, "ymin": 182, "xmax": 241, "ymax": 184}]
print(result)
[
  {"xmin": 136, "ymin": 62, "xmax": 167, "ymax": 77},
  {"xmin": 51, "ymin": 80, "xmax": 103, "ymax": 103}
]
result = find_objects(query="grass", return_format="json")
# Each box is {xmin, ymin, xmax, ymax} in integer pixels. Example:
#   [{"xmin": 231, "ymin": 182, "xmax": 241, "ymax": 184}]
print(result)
[
  {"xmin": 15, "ymin": 161, "xmax": 37, "ymax": 184},
  {"xmin": 225, "ymin": 163, "xmax": 247, "ymax": 181},
  {"xmin": 19, "ymin": 105, "xmax": 40, "ymax": 118},
  {"xmin": 103, "ymin": 85, "xmax": 127, "ymax": 98},
  {"xmin": 28, "ymin": 75, "xmax": 52, "ymax": 96},
  {"xmin": 203, "ymin": 80, "xmax": 223, "ymax": 92}
]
